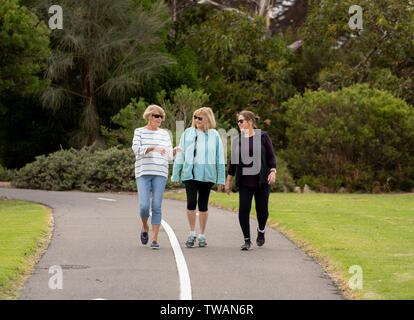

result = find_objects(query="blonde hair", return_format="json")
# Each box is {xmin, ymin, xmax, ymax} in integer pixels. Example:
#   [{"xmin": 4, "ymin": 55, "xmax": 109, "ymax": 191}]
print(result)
[
  {"xmin": 192, "ymin": 107, "xmax": 216, "ymax": 130},
  {"xmin": 143, "ymin": 104, "xmax": 166, "ymax": 121}
]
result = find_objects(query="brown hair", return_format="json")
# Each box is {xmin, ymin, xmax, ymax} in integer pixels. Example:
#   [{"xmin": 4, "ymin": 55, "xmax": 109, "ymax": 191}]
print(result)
[{"xmin": 237, "ymin": 110, "xmax": 259, "ymax": 129}]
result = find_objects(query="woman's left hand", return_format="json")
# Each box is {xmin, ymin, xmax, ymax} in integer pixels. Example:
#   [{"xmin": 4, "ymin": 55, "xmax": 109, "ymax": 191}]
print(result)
[
  {"xmin": 217, "ymin": 184, "xmax": 224, "ymax": 192},
  {"xmin": 268, "ymin": 171, "xmax": 276, "ymax": 185}
]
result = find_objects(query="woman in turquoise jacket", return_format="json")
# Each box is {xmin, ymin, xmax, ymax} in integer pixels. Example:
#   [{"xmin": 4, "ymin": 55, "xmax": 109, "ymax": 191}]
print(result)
[{"xmin": 172, "ymin": 107, "xmax": 226, "ymax": 248}]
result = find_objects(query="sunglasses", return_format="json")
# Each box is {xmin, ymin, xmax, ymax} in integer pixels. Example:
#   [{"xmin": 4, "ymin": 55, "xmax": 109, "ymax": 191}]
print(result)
[
  {"xmin": 237, "ymin": 119, "xmax": 245, "ymax": 124},
  {"xmin": 152, "ymin": 114, "xmax": 163, "ymax": 119},
  {"xmin": 194, "ymin": 115, "xmax": 203, "ymax": 121}
]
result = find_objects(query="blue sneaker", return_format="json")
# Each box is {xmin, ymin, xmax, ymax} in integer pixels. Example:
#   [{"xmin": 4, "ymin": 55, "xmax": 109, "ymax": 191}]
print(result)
[
  {"xmin": 198, "ymin": 235, "xmax": 208, "ymax": 247},
  {"xmin": 151, "ymin": 241, "xmax": 160, "ymax": 250},
  {"xmin": 185, "ymin": 235, "xmax": 196, "ymax": 248},
  {"xmin": 140, "ymin": 231, "xmax": 148, "ymax": 245}
]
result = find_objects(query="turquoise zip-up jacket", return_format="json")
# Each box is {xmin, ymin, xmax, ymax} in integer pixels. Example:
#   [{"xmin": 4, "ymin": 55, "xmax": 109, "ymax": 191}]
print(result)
[{"xmin": 171, "ymin": 127, "xmax": 226, "ymax": 185}]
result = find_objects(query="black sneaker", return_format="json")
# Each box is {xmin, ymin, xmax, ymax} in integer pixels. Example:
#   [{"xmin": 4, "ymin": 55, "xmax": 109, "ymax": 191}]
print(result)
[
  {"xmin": 256, "ymin": 228, "xmax": 265, "ymax": 247},
  {"xmin": 140, "ymin": 231, "xmax": 149, "ymax": 245},
  {"xmin": 240, "ymin": 239, "xmax": 252, "ymax": 251}
]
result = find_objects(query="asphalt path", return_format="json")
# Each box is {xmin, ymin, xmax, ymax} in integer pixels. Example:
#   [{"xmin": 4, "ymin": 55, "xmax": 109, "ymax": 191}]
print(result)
[{"xmin": 0, "ymin": 188, "xmax": 343, "ymax": 300}]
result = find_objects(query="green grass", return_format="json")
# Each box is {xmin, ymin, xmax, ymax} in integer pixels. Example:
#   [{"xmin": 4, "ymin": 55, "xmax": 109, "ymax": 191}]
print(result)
[
  {"xmin": 166, "ymin": 192, "xmax": 414, "ymax": 300},
  {"xmin": 0, "ymin": 200, "xmax": 51, "ymax": 299}
]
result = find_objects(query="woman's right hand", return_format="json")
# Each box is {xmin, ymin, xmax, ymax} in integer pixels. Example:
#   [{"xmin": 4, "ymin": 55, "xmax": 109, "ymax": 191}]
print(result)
[{"xmin": 173, "ymin": 182, "xmax": 180, "ymax": 186}]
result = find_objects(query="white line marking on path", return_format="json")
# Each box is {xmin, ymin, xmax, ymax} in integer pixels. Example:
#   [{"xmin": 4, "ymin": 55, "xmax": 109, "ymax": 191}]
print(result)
[
  {"xmin": 160, "ymin": 218, "xmax": 192, "ymax": 300},
  {"xmin": 97, "ymin": 198, "xmax": 117, "ymax": 202}
]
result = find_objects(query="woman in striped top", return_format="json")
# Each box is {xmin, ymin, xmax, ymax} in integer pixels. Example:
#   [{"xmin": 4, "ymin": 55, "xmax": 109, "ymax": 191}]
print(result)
[{"xmin": 132, "ymin": 104, "xmax": 181, "ymax": 250}]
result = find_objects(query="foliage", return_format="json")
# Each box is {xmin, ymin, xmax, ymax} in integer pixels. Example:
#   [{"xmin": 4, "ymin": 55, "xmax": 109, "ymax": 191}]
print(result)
[
  {"xmin": 0, "ymin": 0, "xmax": 50, "ymax": 115},
  {"xmin": 0, "ymin": 165, "xmax": 15, "ymax": 181},
  {"xmin": 102, "ymin": 85, "xmax": 211, "ymax": 148},
  {"xmin": 299, "ymin": 0, "xmax": 414, "ymax": 105},
  {"xmin": 13, "ymin": 146, "xmax": 137, "ymax": 191},
  {"xmin": 282, "ymin": 84, "xmax": 414, "ymax": 192},
  {"xmin": 161, "ymin": 46, "xmax": 201, "ymax": 93},
  {"xmin": 101, "ymin": 98, "xmax": 148, "ymax": 148},
  {"xmin": 271, "ymin": 156, "xmax": 295, "ymax": 192},
  {"xmin": 34, "ymin": 0, "xmax": 175, "ymax": 147},
  {"xmin": 158, "ymin": 85, "xmax": 210, "ymax": 131},
  {"xmin": 0, "ymin": 93, "xmax": 75, "ymax": 169},
  {"xmin": 180, "ymin": 9, "xmax": 297, "ymax": 149}
]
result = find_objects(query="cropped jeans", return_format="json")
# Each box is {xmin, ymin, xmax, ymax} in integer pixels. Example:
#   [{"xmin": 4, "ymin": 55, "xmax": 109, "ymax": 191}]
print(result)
[{"xmin": 136, "ymin": 175, "xmax": 167, "ymax": 225}]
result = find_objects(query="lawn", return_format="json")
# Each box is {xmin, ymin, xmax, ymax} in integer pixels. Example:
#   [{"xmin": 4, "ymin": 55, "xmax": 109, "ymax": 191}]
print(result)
[
  {"xmin": 0, "ymin": 199, "xmax": 51, "ymax": 299},
  {"xmin": 166, "ymin": 192, "xmax": 414, "ymax": 300}
]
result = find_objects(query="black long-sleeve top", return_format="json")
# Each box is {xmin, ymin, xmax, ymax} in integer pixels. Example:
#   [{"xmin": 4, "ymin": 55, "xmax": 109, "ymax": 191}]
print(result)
[{"xmin": 228, "ymin": 132, "xmax": 276, "ymax": 187}]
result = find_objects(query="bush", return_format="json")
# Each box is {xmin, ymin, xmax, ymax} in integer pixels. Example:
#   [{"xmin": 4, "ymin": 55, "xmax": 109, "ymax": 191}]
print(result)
[
  {"xmin": 13, "ymin": 147, "xmax": 136, "ymax": 192},
  {"xmin": 282, "ymin": 84, "xmax": 414, "ymax": 192},
  {"xmin": 78, "ymin": 147, "xmax": 136, "ymax": 192},
  {"xmin": 271, "ymin": 156, "xmax": 295, "ymax": 192},
  {"xmin": 13, "ymin": 149, "xmax": 81, "ymax": 190},
  {"xmin": 0, "ymin": 165, "xmax": 15, "ymax": 181}
]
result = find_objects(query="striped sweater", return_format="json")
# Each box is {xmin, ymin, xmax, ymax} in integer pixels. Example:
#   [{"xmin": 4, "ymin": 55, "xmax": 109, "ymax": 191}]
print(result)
[{"xmin": 131, "ymin": 127, "xmax": 173, "ymax": 179}]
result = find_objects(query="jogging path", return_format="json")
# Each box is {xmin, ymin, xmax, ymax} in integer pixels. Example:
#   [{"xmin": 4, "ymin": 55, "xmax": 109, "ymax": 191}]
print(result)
[{"xmin": 0, "ymin": 188, "xmax": 343, "ymax": 300}]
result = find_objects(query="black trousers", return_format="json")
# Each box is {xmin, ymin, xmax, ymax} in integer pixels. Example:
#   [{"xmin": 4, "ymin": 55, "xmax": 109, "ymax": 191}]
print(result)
[
  {"xmin": 183, "ymin": 180, "xmax": 214, "ymax": 212},
  {"xmin": 238, "ymin": 184, "xmax": 270, "ymax": 240}
]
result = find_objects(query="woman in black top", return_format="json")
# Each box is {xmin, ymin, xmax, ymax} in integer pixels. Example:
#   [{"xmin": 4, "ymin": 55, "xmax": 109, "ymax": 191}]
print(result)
[{"xmin": 225, "ymin": 110, "xmax": 277, "ymax": 250}]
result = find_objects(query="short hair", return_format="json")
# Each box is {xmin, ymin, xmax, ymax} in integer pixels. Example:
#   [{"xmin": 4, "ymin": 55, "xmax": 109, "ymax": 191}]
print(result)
[
  {"xmin": 237, "ymin": 110, "xmax": 259, "ymax": 129},
  {"xmin": 143, "ymin": 104, "xmax": 166, "ymax": 121},
  {"xmin": 192, "ymin": 107, "xmax": 216, "ymax": 130}
]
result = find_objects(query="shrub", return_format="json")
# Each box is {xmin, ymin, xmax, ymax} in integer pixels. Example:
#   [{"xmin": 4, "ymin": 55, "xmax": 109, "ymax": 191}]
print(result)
[
  {"xmin": 77, "ymin": 148, "xmax": 136, "ymax": 192},
  {"xmin": 271, "ymin": 156, "xmax": 295, "ymax": 192},
  {"xmin": 0, "ymin": 165, "xmax": 15, "ymax": 181},
  {"xmin": 13, "ymin": 148, "xmax": 81, "ymax": 190},
  {"xmin": 13, "ymin": 147, "xmax": 136, "ymax": 192},
  {"xmin": 282, "ymin": 84, "xmax": 414, "ymax": 192}
]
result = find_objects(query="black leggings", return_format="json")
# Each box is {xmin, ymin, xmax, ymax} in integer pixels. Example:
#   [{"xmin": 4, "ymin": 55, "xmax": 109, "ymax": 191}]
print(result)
[
  {"xmin": 183, "ymin": 180, "xmax": 214, "ymax": 212},
  {"xmin": 238, "ymin": 184, "xmax": 270, "ymax": 240}
]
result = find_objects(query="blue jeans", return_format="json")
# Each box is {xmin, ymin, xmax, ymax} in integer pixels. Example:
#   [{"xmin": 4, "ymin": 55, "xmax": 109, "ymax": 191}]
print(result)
[{"xmin": 136, "ymin": 175, "xmax": 167, "ymax": 225}]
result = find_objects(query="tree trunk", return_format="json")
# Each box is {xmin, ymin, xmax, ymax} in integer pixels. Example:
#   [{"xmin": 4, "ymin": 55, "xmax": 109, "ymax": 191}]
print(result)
[
  {"xmin": 172, "ymin": 0, "xmax": 177, "ymax": 22},
  {"xmin": 80, "ymin": 97, "xmax": 99, "ymax": 147},
  {"xmin": 259, "ymin": 0, "xmax": 270, "ymax": 16}
]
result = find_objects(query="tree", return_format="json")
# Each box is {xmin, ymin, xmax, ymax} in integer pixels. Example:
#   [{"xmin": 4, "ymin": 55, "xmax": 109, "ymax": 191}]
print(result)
[
  {"xmin": 36, "ymin": 0, "xmax": 175, "ymax": 147},
  {"xmin": 0, "ymin": 0, "xmax": 50, "ymax": 115},
  {"xmin": 181, "ymin": 9, "xmax": 297, "ymax": 149},
  {"xmin": 297, "ymin": 0, "xmax": 414, "ymax": 105}
]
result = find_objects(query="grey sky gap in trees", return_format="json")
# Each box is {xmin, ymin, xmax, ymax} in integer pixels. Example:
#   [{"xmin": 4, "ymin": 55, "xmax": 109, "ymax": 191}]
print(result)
[{"xmin": 38, "ymin": 0, "xmax": 174, "ymax": 147}]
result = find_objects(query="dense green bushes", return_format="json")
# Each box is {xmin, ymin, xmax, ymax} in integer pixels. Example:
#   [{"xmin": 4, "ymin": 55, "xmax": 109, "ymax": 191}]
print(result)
[
  {"xmin": 0, "ymin": 165, "xmax": 15, "ymax": 181},
  {"xmin": 13, "ymin": 147, "xmax": 137, "ymax": 192},
  {"xmin": 283, "ymin": 84, "xmax": 414, "ymax": 192}
]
